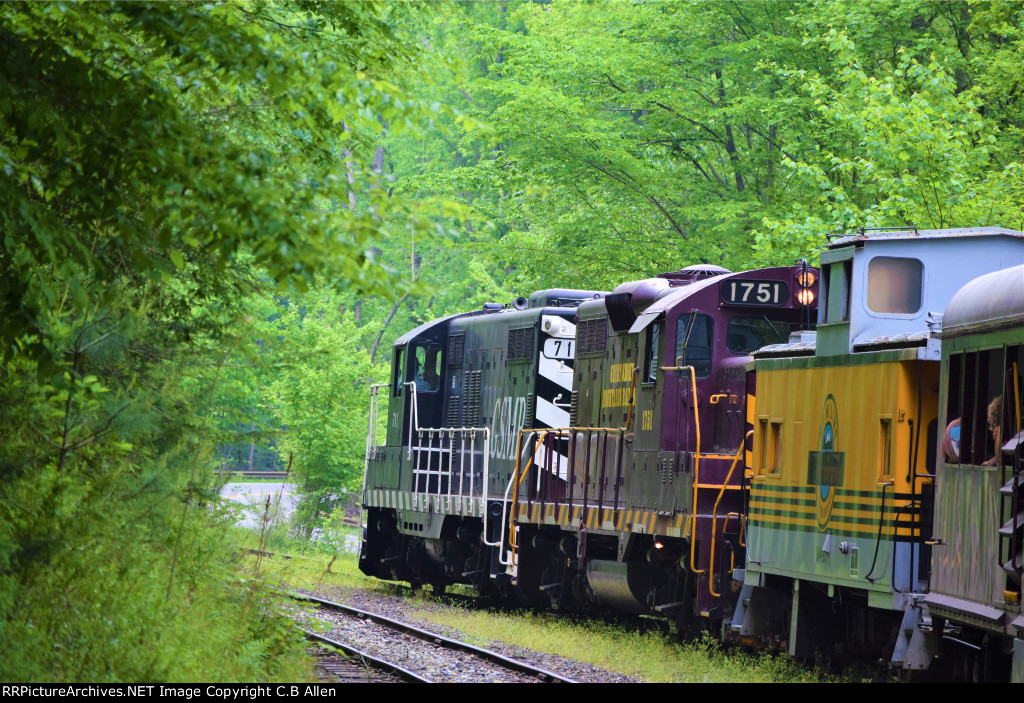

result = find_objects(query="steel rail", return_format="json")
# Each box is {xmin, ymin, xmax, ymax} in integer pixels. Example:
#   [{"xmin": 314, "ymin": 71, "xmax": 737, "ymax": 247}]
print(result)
[
  {"xmin": 304, "ymin": 629, "xmax": 430, "ymax": 683},
  {"xmin": 291, "ymin": 591, "xmax": 576, "ymax": 683}
]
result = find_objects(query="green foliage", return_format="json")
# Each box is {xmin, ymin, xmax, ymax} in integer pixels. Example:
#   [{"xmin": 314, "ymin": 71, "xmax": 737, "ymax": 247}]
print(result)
[
  {"xmin": 250, "ymin": 284, "xmax": 384, "ymax": 532},
  {"xmin": 0, "ymin": 294, "xmax": 312, "ymax": 681},
  {"xmin": 0, "ymin": 1, "xmax": 451, "ymax": 364},
  {"xmin": 755, "ymin": 28, "xmax": 1023, "ymax": 263},
  {"xmin": 386, "ymin": 1, "xmax": 1024, "ymax": 287},
  {"xmin": 6, "ymin": 0, "xmax": 1024, "ymax": 682},
  {"xmin": 0, "ymin": 1, "xmax": 440, "ymax": 682}
]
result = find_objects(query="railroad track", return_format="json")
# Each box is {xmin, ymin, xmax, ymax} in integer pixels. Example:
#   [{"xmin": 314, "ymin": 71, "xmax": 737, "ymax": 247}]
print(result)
[
  {"xmin": 292, "ymin": 591, "xmax": 576, "ymax": 683},
  {"xmin": 305, "ymin": 634, "xmax": 427, "ymax": 683}
]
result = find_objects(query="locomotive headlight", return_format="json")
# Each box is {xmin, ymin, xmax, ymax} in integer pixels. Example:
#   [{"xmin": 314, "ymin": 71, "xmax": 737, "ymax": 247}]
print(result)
[
  {"xmin": 797, "ymin": 270, "xmax": 817, "ymax": 287},
  {"xmin": 797, "ymin": 289, "xmax": 816, "ymax": 306},
  {"xmin": 542, "ymin": 315, "xmax": 576, "ymax": 339}
]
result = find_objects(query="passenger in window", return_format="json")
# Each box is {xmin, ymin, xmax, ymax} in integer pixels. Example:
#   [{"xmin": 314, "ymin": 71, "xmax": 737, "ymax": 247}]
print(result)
[
  {"xmin": 942, "ymin": 417, "xmax": 961, "ymax": 463},
  {"xmin": 982, "ymin": 396, "xmax": 1002, "ymax": 466}
]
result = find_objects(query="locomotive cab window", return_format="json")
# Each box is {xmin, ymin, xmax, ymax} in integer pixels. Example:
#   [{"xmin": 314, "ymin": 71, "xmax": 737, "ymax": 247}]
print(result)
[
  {"xmin": 726, "ymin": 317, "xmax": 790, "ymax": 355},
  {"xmin": 644, "ymin": 323, "xmax": 662, "ymax": 383},
  {"xmin": 675, "ymin": 313, "xmax": 713, "ymax": 378},
  {"xmin": 392, "ymin": 348, "xmax": 405, "ymax": 396},
  {"xmin": 411, "ymin": 342, "xmax": 443, "ymax": 393},
  {"xmin": 866, "ymin": 256, "xmax": 923, "ymax": 315}
]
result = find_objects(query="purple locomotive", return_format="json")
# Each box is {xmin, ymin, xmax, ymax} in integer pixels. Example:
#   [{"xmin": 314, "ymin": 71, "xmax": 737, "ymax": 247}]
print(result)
[{"xmin": 505, "ymin": 264, "xmax": 817, "ymax": 630}]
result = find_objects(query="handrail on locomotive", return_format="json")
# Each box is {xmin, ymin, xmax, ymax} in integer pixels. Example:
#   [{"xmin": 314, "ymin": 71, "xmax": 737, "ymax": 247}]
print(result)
[
  {"xmin": 507, "ymin": 362, "xmax": 749, "ymax": 602},
  {"xmin": 365, "ymin": 379, "xmax": 493, "ymax": 522}
]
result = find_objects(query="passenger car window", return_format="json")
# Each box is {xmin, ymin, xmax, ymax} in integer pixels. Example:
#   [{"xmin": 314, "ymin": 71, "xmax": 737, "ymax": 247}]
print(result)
[{"xmin": 944, "ymin": 348, "xmax": 1009, "ymax": 466}]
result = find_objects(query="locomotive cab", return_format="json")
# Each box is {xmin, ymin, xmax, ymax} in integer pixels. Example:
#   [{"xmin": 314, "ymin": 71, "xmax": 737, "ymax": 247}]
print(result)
[{"xmin": 387, "ymin": 315, "xmax": 460, "ymax": 448}]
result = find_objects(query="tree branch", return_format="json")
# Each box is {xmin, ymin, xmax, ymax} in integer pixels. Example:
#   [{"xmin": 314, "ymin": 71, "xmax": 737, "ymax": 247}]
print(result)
[{"xmin": 371, "ymin": 294, "xmax": 410, "ymax": 364}]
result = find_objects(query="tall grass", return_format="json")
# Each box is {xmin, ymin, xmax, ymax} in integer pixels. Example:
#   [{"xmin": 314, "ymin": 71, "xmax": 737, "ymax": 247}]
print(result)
[{"xmin": 416, "ymin": 608, "xmax": 834, "ymax": 683}]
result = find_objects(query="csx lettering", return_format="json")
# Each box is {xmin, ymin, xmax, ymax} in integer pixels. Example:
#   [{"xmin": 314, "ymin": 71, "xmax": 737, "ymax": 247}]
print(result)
[{"xmin": 490, "ymin": 395, "xmax": 527, "ymax": 460}]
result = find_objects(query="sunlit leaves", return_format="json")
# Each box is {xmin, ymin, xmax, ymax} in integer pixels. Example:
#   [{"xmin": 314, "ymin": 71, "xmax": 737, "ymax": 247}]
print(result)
[{"xmin": 755, "ymin": 24, "xmax": 1022, "ymax": 264}]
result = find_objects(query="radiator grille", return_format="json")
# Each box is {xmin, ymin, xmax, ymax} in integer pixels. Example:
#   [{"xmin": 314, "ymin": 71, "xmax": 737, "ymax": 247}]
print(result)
[
  {"xmin": 577, "ymin": 317, "xmax": 607, "ymax": 357},
  {"xmin": 447, "ymin": 334, "xmax": 465, "ymax": 365},
  {"xmin": 507, "ymin": 327, "xmax": 535, "ymax": 362},
  {"xmin": 446, "ymin": 395, "xmax": 462, "ymax": 427},
  {"xmin": 464, "ymin": 371, "xmax": 482, "ymax": 426}
]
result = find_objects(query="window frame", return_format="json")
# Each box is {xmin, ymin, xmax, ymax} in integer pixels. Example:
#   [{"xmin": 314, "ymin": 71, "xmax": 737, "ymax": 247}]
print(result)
[{"xmin": 864, "ymin": 255, "xmax": 925, "ymax": 318}]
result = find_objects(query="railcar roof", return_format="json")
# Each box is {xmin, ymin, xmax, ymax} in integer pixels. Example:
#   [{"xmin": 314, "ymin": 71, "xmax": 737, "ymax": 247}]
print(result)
[
  {"xmin": 393, "ymin": 311, "xmax": 469, "ymax": 347},
  {"xmin": 826, "ymin": 226, "xmax": 1024, "ymax": 249},
  {"xmin": 941, "ymin": 264, "xmax": 1024, "ymax": 337}
]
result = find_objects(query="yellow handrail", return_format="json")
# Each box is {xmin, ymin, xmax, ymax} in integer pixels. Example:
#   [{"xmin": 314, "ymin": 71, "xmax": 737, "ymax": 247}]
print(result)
[
  {"xmin": 706, "ymin": 434, "xmax": 750, "ymax": 597},
  {"xmin": 1014, "ymin": 362, "xmax": 1021, "ymax": 437},
  {"xmin": 509, "ymin": 423, "xmax": 634, "ymax": 569},
  {"xmin": 508, "ymin": 428, "xmax": 544, "ymax": 566},
  {"xmin": 660, "ymin": 366, "xmax": 706, "ymax": 576},
  {"xmin": 674, "ymin": 365, "xmax": 746, "ymax": 596}
]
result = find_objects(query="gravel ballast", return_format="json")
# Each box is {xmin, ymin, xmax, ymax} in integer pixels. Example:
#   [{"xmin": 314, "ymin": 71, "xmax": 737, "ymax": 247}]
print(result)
[{"xmin": 296, "ymin": 585, "xmax": 641, "ymax": 683}]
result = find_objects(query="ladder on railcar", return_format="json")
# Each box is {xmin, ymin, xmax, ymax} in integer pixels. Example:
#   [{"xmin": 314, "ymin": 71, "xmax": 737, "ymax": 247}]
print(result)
[
  {"xmin": 999, "ymin": 362, "xmax": 1024, "ymax": 601},
  {"xmin": 999, "ymin": 432, "xmax": 1024, "ymax": 599}
]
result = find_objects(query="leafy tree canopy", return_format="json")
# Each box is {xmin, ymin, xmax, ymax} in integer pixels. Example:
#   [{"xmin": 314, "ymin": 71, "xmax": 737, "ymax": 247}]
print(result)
[{"xmin": 0, "ymin": 1, "xmax": 456, "ymax": 366}]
